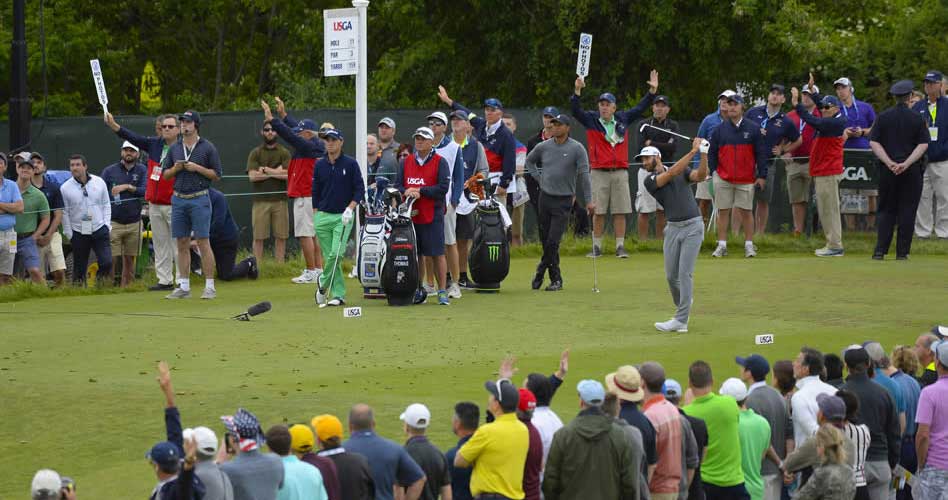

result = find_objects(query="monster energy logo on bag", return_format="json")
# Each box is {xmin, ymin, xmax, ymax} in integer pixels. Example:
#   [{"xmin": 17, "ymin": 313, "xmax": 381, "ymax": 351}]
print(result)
[{"xmin": 488, "ymin": 244, "xmax": 500, "ymax": 262}]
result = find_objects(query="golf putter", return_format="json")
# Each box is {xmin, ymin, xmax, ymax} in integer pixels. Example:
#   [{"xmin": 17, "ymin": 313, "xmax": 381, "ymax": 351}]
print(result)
[
  {"xmin": 592, "ymin": 251, "xmax": 600, "ymax": 293},
  {"xmin": 639, "ymin": 122, "xmax": 693, "ymax": 141}
]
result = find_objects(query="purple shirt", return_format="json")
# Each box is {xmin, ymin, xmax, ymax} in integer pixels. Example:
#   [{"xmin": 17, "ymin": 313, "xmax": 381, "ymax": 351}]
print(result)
[
  {"xmin": 840, "ymin": 99, "xmax": 876, "ymax": 149},
  {"xmin": 916, "ymin": 375, "xmax": 948, "ymax": 470}
]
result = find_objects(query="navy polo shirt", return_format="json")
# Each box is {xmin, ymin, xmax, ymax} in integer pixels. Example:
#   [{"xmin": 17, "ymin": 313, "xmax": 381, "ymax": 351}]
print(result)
[
  {"xmin": 311, "ymin": 153, "xmax": 365, "ymax": 213},
  {"xmin": 34, "ymin": 174, "xmax": 64, "ymax": 212},
  {"xmin": 101, "ymin": 161, "xmax": 147, "ymax": 224},
  {"xmin": 163, "ymin": 138, "xmax": 223, "ymax": 194},
  {"xmin": 208, "ymin": 189, "xmax": 239, "ymax": 242},
  {"xmin": 746, "ymin": 106, "xmax": 800, "ymax": 157}
]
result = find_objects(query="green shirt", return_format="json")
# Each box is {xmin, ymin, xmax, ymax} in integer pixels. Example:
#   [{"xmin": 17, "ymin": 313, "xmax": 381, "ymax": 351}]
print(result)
[
  {"xmin": 599, "ymin": 116, "xmax": 620, "ymax": 145},
  {"xmin": 738, "ymin": 408, "xmax": 771, "ymax": 500},
  {"xmin": 14, "ymin": 185, "xmax": 49, "ymax": 234},
  {"xmin": 246, "ymin": 144, "xmax": 291, "ymax": 201},
  {"xmin": 683, "ymin": 393, "xmax": 745, "ymax": 487}
]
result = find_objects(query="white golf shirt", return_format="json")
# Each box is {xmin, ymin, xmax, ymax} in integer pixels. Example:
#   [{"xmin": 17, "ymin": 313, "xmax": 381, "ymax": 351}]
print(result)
[
  {"xmin": 60, "ymin": 174, "xmax": 111, "ymax": 239},
  {"xmin": 791, "ymin": 375, "xmax": 838, "ymax": 445}
]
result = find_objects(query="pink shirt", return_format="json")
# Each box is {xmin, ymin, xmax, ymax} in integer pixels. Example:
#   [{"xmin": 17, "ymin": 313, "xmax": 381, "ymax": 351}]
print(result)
[
  {"xmin": 916, "ymin": 375, "xmax": 948, "ymax": 470},
  {"xmin": 644, "ymin": 395, "xmax": 683, "ymax": 493}
]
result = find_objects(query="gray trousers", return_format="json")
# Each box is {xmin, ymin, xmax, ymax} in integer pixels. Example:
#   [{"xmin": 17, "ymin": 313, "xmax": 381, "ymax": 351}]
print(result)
[
  {"xmin": 865, "ymin": 460, "xmax": 893, "ymax": 500},
  {"xmin": 663, "ymin": 216, "xmax": 704, "ymax": 323}
]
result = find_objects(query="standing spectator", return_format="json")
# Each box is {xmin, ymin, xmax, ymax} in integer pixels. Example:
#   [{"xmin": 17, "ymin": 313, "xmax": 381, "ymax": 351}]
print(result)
[
  {"xmin": 824, "ymin": 354, "xmax": 845, "ymax": 388},
  {"xmin": 182, "ymin": 426, "xmax": 234, "ymax": 500},
  {"xmin": 789, "ymin": 84, "xmax": 848, "ymax": 257},
  {"xmin": 265, "ymin": 425, "xmax": 328, "ymax": 500},
  {"xmin": 682, "ymin": 361, "xmax": 750, "ymax": 500},
  {"xmin": 312, "ymin": 128, "xmax": 364, "ymax": 307},
  {"xmin": 914, "ymin": 333, "xmax": 940, "ymax": 387},
  {"xmin": 915, "ymin": 340, "xmax": 948, "ymax": 500},
  {"xmin": 445, "ymin": 403, "xmax": 479, "ymax": 500},
  {"xmin": 888, "ymin": 345, "xmax": 922, "ymax": 500},
  {"xmin": 450, "ymin": 110, "xmax": 489, "ymax": 290},
  {"xmin": 569, "ymin": 71, "xmax": 660, "ymax": 258},
  {"xmin": 246, "ymin": 122, "xmax": 291, "ymax": 264},
  {"xmin": 262, "ymin": 97, "xmax": 325, "ymax": 284},
  {"xmin": 161, "ymin": 110, "xmax": 222, "ymax": 299},
  {"xmin": 515, "ymin": 388, "xmax": 542, "ymax": 500},
  {"xmin": 841, "ymin": 347, "xmax": 901, "ymax": 500},
  {"xmin": 219, "ymin": 408, "xmax": 285, "ymax": 500},
  {"xmin": 792, "ymin": 347, "xmax": 839, "ymax": 446},
  {"xmin": 640, "ymin": 362, "xmax": 684, "ymax": 500},
  {"xmin": 523, "ymin": 106, "xmax": 559, "ymax": 240},
  {"xmin": 782, "ymin": 394, "xmax": 858, "ymax": 490},
  {"xmin": 0, "ymin": 153, "xmax": 23, "ymax": 286},
  {"xmin": 833, "ymin": 77, "xmax": 878, "ymax": 231},
  {"xmin": 427, "ymin": 111, "xmax": 465, "ymax": 299},
  {"xmin": 378, "ymin": 117, "xmax": 401, "ymax": 175},
  {"xmin": 207, "ymin": 189, "xmax": 257, "ymax": 281},
  {"xmin": 101, "ymin": 141, "xmax": 147, "ymax": 287},
  {"xmin": 838, "ymin": 390, "xmax": 874, "ymax": 500},
  {"xmin": 665, "ymin": 379, "xmax": 708, "ymax": 500},
  {"xmin": 603, "ymin": 390, "xmax": 648, "ymax": 500},
  {"xmin": 792, "ymin": 424, "xmax": 857, "ymax": 500},
  {"xmin": 785, "ymin": 84, "xmax": 821, "ymax": 235},
  {"xmin": 693, "ymin": 90, "xmax": 737, "ymax": 222},
  {"xmin": 863, "ymin": 342, "xmax": 907, "ymax": 435},
  {"xmin": 772, "ymin": 360, "xmax": 797, "ymax": 401},
  {"xmin": 524, "ymin": 114, "xmax": 593, "ymax": 291},
  {"xmin": 635, "ymin": 95, "xmax": 679, "ymax": 240},
  {"xmin": 524, "ymin": 349, "xmax": 569, "ymax": 467},
  {"xmin": 453, "ymin": 379, "xmax": 528, "ymax": 500},
  {"xmin": 606, "ymin": 365, "xmax": 659, "ymax": 477},
  {"xmin": 31, "ymin": 469, "xmax": 77, "ymax": 500},
  {"xmin": 913, "ymin": 70, "xmax": 948, "ymax": 239},
  {"xmin": 344, "ymin": 404, "xmax": 426, "ymax": 500},
  {"xmin": 105, "ymin": 112, "xmax": 179, "ymax": 291},
  {"xmin": 737, "ymin": 354, "xmax": 792, "ymax": 500},
  {"xmin": 29, "ymin": 152, "xmax": 66, "ymax": 287},
  {"xmin": 543, "ymin": 380, "xmax": 639, "ymax": 500},
  {"xmin": 708, "ymin": 93, "xmax": 769, "ymax": 258},
  {"xmin": 746, "ymin": 84, "xmax": 801, "ymax": 234},
  {"xmin": 869, "ymin": 80, "xmax": 930, "ymax": 260},
  {"xmin": 502, "ymin": 113, "xmax": 528, "ymax": 247},
  {"xmin": 12, "ymin": 158, "xmax": 49, "ymax": 284},
  {"xmin": 309, "ymin": 416, "xmax": 373, "ymax": 500},
  {"xmin": 395, "ymin": 127, "xmax": 450, "ymax": 306},
  {"xmin": 719, "ymin": 378, "xmax": 771, "ymax": 500},
  {"xmin": 60, "ymin": 154, "xmax": 112, "ymax": 286},
  {"xmin": 400, "ymin": 403, "xmax": 451, "ymax": 500},
  {"xmin": 287, "ymin": 423, "xmax": 341, "ymax": 500}
]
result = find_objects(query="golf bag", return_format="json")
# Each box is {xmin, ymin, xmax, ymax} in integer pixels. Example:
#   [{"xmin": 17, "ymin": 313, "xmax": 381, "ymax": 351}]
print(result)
[
  {"xmin": 468, "ymin": 181, "xmax": 510, "ymax": 291},
  {"xmin": 380, "ymin": 191, "xmax": 419, "ymax": 306},
  {"xmin": 358, "ymin": 177, "xmax": 390, "ymax": 298}
]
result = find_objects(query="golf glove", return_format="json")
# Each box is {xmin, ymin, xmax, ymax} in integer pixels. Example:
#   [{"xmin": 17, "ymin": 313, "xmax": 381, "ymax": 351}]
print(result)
[
  {"xmin": 341, "ymin": 207, "xmax": 354, "ymax": 225},
  {"xmin": 699, "ymin": 140, "xmax": 710, "ymax": 154}
]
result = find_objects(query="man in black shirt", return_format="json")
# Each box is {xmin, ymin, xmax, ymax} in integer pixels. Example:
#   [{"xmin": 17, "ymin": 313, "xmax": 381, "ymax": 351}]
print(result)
[
  {"xmin": 401, "ymin": 404, "xmax": 451, "ymax": 500},
  {"xmin": 869, "ymin": 80, "xmax": 930, "ymax": 260}
]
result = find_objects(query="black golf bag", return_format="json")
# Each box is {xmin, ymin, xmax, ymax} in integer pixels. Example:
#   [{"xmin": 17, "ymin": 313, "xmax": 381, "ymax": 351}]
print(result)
[
  {"xmin": 380, "ymin": 192, "xmax": 419, "ymax": 306},
  {"xmin": 468, "ymin": 183, "xmax": 510, "ymax": 291}
]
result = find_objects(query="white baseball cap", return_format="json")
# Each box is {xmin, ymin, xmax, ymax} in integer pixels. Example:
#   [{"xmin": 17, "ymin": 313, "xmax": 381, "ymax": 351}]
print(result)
[
  {"xmin": 802, "ymin": 84, "xmax": 820, "ymax": 95},
  {"xmin": 399, "ymin": 403, "xmax": 431, "ymax": 428},
  {"xmin": 183, "ymin": 426, "xmax": 219, "ymax": 457},
  {"xmin": 634, "ymin": 146, "xmax": 662, "ymax": 161},
  {"xmin": 426, "ymin": 111, "xmax": 449, "ymax": 125},
  {"xmin": 121, "ymin": 140, "xmax": 140, "ymax": 152},
  {"xmin": 31, "ymin": 469, "xmax": 62, "ymax": 499},
  {"xmin": 719, "ymin": 377, "xmax": 748, "ymax": 402},
  {"xmin": 833, "ymin": 77, "xmax": 854, "ymax": 90},
  {"xmin": 717, "ymin": 89, "xmax": 737, "ymax": 99}
]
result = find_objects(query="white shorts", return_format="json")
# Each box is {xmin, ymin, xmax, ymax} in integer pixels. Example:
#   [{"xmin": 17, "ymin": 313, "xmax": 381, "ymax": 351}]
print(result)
[
  {"xmin": 444, "ymin": 205, "xmax": 458, "ymax": 245},
  {"xmin": 635, "ymin": 169, "xmax": 664, "ymax": 214},
  {"xmin": 0, "ymin": 229, "xmax": 15, "ymax": 275},
  {"xmin": 39, "ymin": 231, "xmax": 67, "ymax": 272},
  {"xmin": 695, "ymin": 179, "xmax": 712, "ymax": 200},
  {"xmin": 292, "ymin": 197, "xmax": 315, "ymax": 238}
]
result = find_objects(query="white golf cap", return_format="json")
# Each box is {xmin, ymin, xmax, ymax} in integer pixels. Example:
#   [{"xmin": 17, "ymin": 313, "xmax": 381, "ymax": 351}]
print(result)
[
  {"xmin": 183, "ymin": 426, "xmax": 218, "ymax": 456},
  {"xmin": 719, "ymin": 377, "xmax": 748, "ymax": 402},
  {"xmin": 413, "ymin": 127, "xmax": 435, "ymax": 140},
  {"xmin": 426, "ymin": 111, "xmax": 448, "ymax": 125},
  {"xmin": 378, "ymin": 117, "xmax": 396, "ymax": 129},
  {"xmin": 400, "ymin": 403, "xmax": 431, "ymax": 428},
  {"xmin": 121, "ymin": 140, "xmax": 140, "ymax": 152},
  {"xmin": 717, "ymin": 89, "xmax": 737, "ymax": 99},
  {"xmin": 802, "ymin": 84, "xmax": 820, "ymax": 95},
  {"xmin": 31, "ymin": 469, "xmax": 62, "ymax": 497},
  {"xmin": 833, "ymin": 77, "xmax": 853, "ymax": 89},
  {"xmin": 634, "ymin": 146, "xmax": 662, "ymax": 160}
]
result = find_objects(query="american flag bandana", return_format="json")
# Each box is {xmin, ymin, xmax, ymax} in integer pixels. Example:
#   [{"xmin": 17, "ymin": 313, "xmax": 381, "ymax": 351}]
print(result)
[{"xmin": 221, "ymin": 408, "xmax": 264, "ymax": 452}]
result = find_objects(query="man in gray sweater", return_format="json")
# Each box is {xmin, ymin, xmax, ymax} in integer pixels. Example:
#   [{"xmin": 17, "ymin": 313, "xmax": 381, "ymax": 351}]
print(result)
[{"xmin": 524, "ymin": 114, "xmax": 593, "ymax": 291}]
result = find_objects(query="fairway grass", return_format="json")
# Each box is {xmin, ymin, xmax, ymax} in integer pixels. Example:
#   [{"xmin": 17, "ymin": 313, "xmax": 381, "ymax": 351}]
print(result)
[{"xmin": 2, "ymin": 252, "xmax": 944, "ymax": 498}]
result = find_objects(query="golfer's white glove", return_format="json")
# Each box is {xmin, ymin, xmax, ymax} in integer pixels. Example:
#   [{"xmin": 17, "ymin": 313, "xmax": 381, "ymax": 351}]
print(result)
[
  {"xmin": 341, "ymin": 207, "xmax": 354, "ymax": 225},
  {"xmin": 699, "ymin": 140, "xmax": 711, "ymax": 154}
]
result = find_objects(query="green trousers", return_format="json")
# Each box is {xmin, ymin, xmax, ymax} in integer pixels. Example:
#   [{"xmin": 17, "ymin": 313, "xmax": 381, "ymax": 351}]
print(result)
[{"xmin": 314, "ymin": 211, "xmax": 353, "ymax": 300}]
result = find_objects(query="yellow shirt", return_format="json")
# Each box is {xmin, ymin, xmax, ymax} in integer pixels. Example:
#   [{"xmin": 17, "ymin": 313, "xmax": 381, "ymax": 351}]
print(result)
[{"xmin": 459, "ymin": 412, "xmax": 529, "ymax": 499}]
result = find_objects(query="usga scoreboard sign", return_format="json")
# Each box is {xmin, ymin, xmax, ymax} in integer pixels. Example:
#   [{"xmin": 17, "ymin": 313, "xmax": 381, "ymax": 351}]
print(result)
[{"xmin": 324, "ymin": 8, "xmax": 359, "ymax": 77}]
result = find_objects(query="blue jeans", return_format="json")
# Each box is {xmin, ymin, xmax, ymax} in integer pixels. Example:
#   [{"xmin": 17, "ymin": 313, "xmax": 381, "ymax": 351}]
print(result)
[{"xmin": 171, "ymin": 193, "xmax": 212, "ymax": 239}]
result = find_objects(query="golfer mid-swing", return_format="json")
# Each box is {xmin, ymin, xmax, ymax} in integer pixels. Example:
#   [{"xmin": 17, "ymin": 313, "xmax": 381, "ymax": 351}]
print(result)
[{"xmin": 638, "ymin": 137, "xmax": 709, "ymax": 332}]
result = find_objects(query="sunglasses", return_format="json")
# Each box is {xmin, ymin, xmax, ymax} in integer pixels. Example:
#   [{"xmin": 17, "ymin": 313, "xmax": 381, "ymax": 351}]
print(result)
[
  {"xmin": 820, "ymin": 105, "xmax": 834, "ymax": 110},
  {"xmin": 262, "ymin": 128, "xmax": 275, "ymax": 132},
  {"xmin": 428, "ymin": 121, "xmax": 445, "ymax": 127},
  {"xmin": 161, "ymin": 124, "xmax": 178, "ymax": 129},
  {"xmin": 81, "ymin": 186, "xmax": 88, "ymax": 197}
]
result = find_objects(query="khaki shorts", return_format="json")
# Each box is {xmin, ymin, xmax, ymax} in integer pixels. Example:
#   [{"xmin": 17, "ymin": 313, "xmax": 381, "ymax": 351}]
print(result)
[
  {"xmin": 695, "ymin": 179, "xmax": 713, "ymax": 200},
  {"xmin": 38, "ymin": 231, "xmax": 66, "ymax": 272},
  {"xmin": 291, "ymin": 197, "xmax": 315, "ymax": 238},
  {"xmin": 252, "ymin": 199, "xmax": 289, "ymax": 240},
  {"xmin": 0, "ymin": 229, "xmax": 15, "ymax": 275},
  {"xmin": 713, "ymin": 173, "xmax": 754, "ymax": 211},
  {"xmin": 591, "ymin": 169, "xmax": 633, "ymax": 215},
  {"xmin": 444, "ymin": 204, "xmax": 458, "ymax": 246},
  {"xmin": 786, "ymin": 162, "xmax": 812, "ymax": 203},
  {"xmin": 110, "ymin": 221, "xmax": 142, "ymax": 256},
  {"xmin": 635, "ymin": 168, "xmax": 663, "ymax": 214}
]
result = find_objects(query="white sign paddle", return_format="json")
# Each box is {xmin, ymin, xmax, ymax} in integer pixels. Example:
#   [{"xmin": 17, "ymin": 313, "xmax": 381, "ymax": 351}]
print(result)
[
  {"xmin": 90, "ymin": 59, "xmax": 109, "ymax": 114},
  {"xmin": 576, "ymin": 33, "xmax": 593, "ymax": 77}
]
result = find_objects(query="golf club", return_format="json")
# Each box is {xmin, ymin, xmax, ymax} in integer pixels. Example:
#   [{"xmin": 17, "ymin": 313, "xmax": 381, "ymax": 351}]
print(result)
[
  {"xmin": 592, "ymin": 252, "xmax": 600, "ymax": 293},
  {"xmin": 317, "ymin": 221, "xmax": 352, "ymax": 309},
  {"xmin": 639, "ymin": 122, "xmax": 692, "ymax": 141}
]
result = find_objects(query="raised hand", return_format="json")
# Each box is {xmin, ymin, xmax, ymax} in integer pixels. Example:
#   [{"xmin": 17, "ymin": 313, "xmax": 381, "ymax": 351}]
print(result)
[
  {"xmin": 437, "ymin": 85, "xmax": 453, "ymax": 106},
  {"xmin": 647, "ymin": 69, "xmax": 659, "ymax": 93},
  {"xmin": 157, "ymin": 360, "xmax": 175, "ymax": 407},
  {"xmin": 499, "ymin": 355, "xmax": 518, "ymax": 380},
  {"xmin": 261, "ymin": 100, "xmax": 274, "ymax": 123},
  {"xmin": 790, "ymin": 87, "xmax": 800, "ymax": 107},
  {"xmin": 104, "ymin": 111, "xmax": 120, "ymax": 131},
  {"xmin": 575, "ymin": 77, "xmax": 586, "ymax": 95},
  {"xmin": 274, "ymin": 96, "xmax": 286, "ymax": 118},
  {"xmin": 556, "ymin": 349, "xmax": 570, "ymax": 379}
]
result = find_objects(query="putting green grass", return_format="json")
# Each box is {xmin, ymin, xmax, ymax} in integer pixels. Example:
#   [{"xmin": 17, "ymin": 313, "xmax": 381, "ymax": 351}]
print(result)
[{"xmin": 1, "ymin": 252, "xmax": 943, "ymax": 498}]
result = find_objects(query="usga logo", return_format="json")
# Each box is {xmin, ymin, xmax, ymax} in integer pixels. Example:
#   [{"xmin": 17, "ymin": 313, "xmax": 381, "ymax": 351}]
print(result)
[
  {"xmin": 333, "ymin": 20, "xmax": 353, "ymax": 31},
  {"xmin": 842, "ymin": 166, "xmax": 870, "ymax": 181},
  {"xmin": 406, "ymin": 177, "xmax": 425, "ymax": 186}
]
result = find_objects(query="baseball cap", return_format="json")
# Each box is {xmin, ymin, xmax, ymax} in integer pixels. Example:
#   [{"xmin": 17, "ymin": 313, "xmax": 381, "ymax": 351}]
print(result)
[
  {"xmin": 484, "ymin": 378, "xmax": 520, "ymax": 404},
  {"xmin": 121, "ymin": 140, "xmax": 140, "ymax": 152},
  {"xmin": 518, "ymin": 388, "xmax": 537, "ymax": 412},
  {"xmin": 182, "ymin": 426, "xmax": 218, "ymax": 456},
  {"xmin": 597, "ymin": 92, "xmax": 617, "ymax": 104},
  {"xmin": 577, "ymin": 379, "xmax": 606, "ymax": 406},
  {"xmin": 14, "ymin": 151, "xmax": 33, "ymax": 164},
  {"xmin": 726, "ymin": 94, "xmax": 745, "ymax": 105},
  {"xmin": 378, "ymin": 117, "xmax": 396, "ymax": 129},
  {"xmin": 317, "ymin": 122, "xmax": 336, "ymax": 137},
  {"xmin": 735, "ymin": 354, "xmax": 770, "ymax": 380},
  {"xmin": 833, "ymin": 77, "xmax": 853, "ymax": 89},
  {"xmin": 413, "ymin": 127, "xmax": 435, "ymax": 140},
  {"xmin": 663, "ymin": 379, "xmax": 683, "ymax": 398},
  {"xmin": 844, "ymin": 347, "xmax": 871, "ymax": 367},
  {"xmin": 802, "ymin": 84, "xmax": 820, "ymax": 95},
  {"xmin": 889, "ymin": 79, "xmax": 914, "ymax": 97},
  {"xmin": 426, "ymin": 111, "xmax": 448, "ymax": 125},
  {"xmin": 311, "ymin": 414, "xmax": 344, "ymax": 442},
  {"xmin": 0, "ymin": 153, "xmax": 6, "ymax": 166},
  {"xmin": 820, "ymin": 95, "xmax": 842, "ymax": 109},
  {"xmin": 605, "ymin": 365, "xmax": 644, "ymax": 402},
  {"xmin": 769, "ymin": 83, "xmax": 786, "ymax": 94},
  {"xmin": 924, "ymin": 70, "xmax": 944, "ymax": 83},
  {"xmin": 550, "ymin": 114, "xmax": 571, "ymax": 126},
  {"xmin": 292, "ymin": 119, "xmax": 318, "ymax": 134},
  {"xmin": 146, "ymin": 441, "xmax": 181, "ymax": 467},
  {"xmin": 863, "ymin": 341, "xmax": 885, "ymax": 363},
  {"xmin": 322, "ymin": 128, "xmax": 344, "ymax": 141},
  {"xmin": 400, "ymin": 403, "xmax": 431, "ymax": 428},
  {"xmin": 221, "ymin": 408, "xmax": 264, "ymax": 443},
  {"xmin": 634, "ymin": 146, "xmax": 662, "ymax": 160},
  {"xmin": 934, "ymin": 340, "xmax": 948, "ymax": 367},
  {"xmin": 289, "ymin": 424, "xmax": 315, "ymax": 453},
  {"xmin": 719, "ymin": 377, "xmax": 748, "ymax": 402},
  {"xmin": 932, "ymin": 325, "xmax": 947, "ymax": 340},
  {"xmin": 654, "ymin": 95, "xmax": 670, "ymax": 106},
  {"xmin": 449, "ymin": 110, "xmax": 470, "ymax": 121},
  {"xmin": 542, "ymin": 106, "xmax": 560, "ymax": 117},
  {"xmin": 816, "ymin": 393, "xmax": 847, "ymax": 421},
  {"xmin": 483, "ymin": 98, "xmax": 504, "ymax": 110},
  {"xmin": 30, "ymin": 152, "xmax": 45, "ymax": 162},
  {"xmin": 717, "ymin": 89, "xmax": 737, "ymax": 99},
  {"xmin": 31, "ymin": 469, "xmax": 62, "ymax": 500},
  {"xmin": 178, "ymin": 110, "xmax": 201, "ymax": 124}
]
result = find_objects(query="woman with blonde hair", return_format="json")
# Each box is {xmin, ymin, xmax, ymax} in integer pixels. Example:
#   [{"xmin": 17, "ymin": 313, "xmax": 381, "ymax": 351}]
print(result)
[{"xmin": 794, "ymin": 424, "xmax": 856, "ymax": 499}]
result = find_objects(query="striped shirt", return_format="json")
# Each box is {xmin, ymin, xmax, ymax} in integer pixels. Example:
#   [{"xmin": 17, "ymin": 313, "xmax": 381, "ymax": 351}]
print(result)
[
  {"xmin": 844, "ymin": 422, "xmax": 871, "ymax": 487},
  {"xmin": 163, "ymin": 137, "xmax": 222, "ymax": 194}
]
